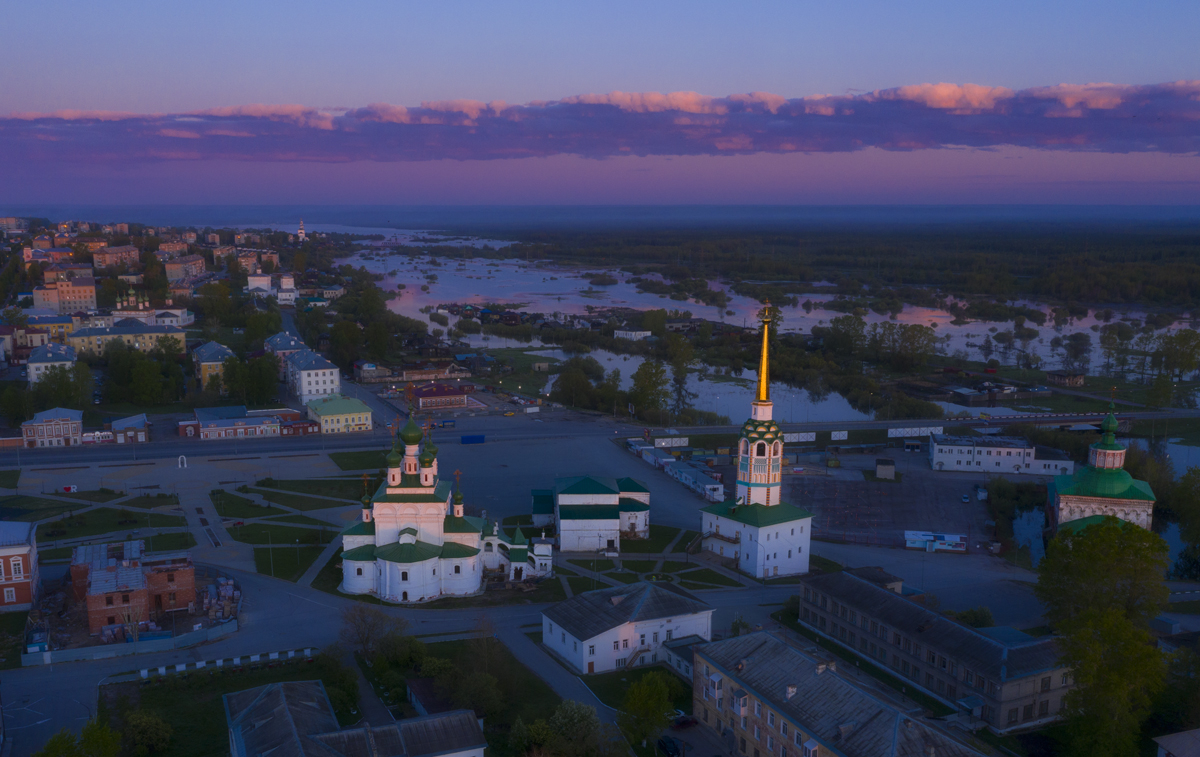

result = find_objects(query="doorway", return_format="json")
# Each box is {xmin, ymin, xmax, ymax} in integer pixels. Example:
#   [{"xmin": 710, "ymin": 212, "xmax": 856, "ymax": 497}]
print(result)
[{"xmin": 588, "ymin": 662, "xmax": 594, "ymax": 674}]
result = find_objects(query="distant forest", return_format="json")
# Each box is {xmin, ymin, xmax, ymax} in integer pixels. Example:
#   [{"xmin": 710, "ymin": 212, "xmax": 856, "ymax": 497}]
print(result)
[{"xmin": 429, "ymin": 225, "xmax": 1200, "ymax": 309}]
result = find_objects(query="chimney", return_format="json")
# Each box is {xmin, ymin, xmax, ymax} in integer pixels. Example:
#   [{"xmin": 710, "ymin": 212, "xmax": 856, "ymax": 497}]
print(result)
[
  {"xmin": 816, "ymin": 663, "xmax": 827, "ymax": 675},
  {"xmin": 785, "ymin": 685, "xmax": 797, "ymax": 700}
]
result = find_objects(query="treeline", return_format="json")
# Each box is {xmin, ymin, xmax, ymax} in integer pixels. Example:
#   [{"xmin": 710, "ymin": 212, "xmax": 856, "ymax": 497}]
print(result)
[{"xmin": 295, "ymin": 272, "xmax": 428, "ymax": 369}]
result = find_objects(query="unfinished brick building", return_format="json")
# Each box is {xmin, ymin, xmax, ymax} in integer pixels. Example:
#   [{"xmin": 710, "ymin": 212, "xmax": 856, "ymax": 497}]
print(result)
[{"xmin": 70, "ymin": 541, "xmax": 195, "ymax": 634}]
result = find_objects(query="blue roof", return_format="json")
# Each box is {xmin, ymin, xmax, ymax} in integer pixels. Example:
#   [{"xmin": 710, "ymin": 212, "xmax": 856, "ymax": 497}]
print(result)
[{"xmin": 195, "ymin": 406, "xmax": 247, "ymax": 422}]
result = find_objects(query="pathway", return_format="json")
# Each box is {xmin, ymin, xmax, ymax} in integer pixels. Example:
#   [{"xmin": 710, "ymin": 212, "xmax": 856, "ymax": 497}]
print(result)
[{"xmin": 494, "ymin": 626, "xmax": 617, "ymax": 724}]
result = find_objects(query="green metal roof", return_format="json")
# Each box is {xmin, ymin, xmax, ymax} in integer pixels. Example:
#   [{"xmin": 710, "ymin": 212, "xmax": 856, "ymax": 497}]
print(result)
[
  {"xmin": 306, "ymin": 394, "xmax": 374, "ymax": 417},
  {"xmin": 531, "ymin": 489, "xmax": 555, "ymax": 514},
  {"xmin": 1055, "ymin": 467, "xmax": 1156, "ymax": 502},
  {"xmin": 373, "ymin": 479, "xmax": 453, "ymax": 504},
  {"xmin": 440, "ymin": 541, "xmax": 481, "ymax": 558},
  {"xmin": 739, "ymin": 418, "xmax": 781, "ymax": 443},
  {"xmin": 398, "ymin": 527, "xmax": 418, "ymax": 537},
  {"xmin": 616, "ymin": 477, "xmax": 650, "ymax": 493},
  {"xmin": 559, "ymin": 504, "xmax": 619, "ymax": 520},
  {"xmin": 700, "ymin": 499, "xmax": 814, "ymax": 528},
  {"xmin": 341, "ymin": 545, "xmax": 376, "ymax": 561},
  {"xmin": 619, "ymin": 498, "xmax": 650, "ymax": 512},
  {"xmin": 375, "ymin": 540, "xmax": 442, "ymax": 564},
  {"xmin": 444, "ymin": 515, "xmax": 484, "ymax": 534},
  {"xmin": 555, "ymin": 476, "xmax": 618, "ymax": 496},
  {"xmin": 342, "ymin": 521, "xmax": 376, "ymax": 536}
]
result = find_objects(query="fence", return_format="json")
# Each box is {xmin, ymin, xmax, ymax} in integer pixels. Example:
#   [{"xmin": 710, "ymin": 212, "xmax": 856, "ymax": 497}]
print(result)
[
  {"xmin": 138, "ymin": 646, "xmax": 316, "ymax": 679},
  {"xmin": 21, "ymin": 619, "xmax": 238, "ymax": 666}
]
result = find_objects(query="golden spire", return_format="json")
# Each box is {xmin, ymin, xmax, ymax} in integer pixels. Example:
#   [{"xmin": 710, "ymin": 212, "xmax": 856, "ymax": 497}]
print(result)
[{"xmin": 756, "ymin": 302, "xmax": 771, "ymax": 403}]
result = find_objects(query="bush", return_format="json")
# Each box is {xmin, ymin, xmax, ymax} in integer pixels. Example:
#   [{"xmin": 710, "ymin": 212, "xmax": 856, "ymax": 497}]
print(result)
[{"xmin": 125, "ymin": 710, "xmax": 172, "ymax": 757}]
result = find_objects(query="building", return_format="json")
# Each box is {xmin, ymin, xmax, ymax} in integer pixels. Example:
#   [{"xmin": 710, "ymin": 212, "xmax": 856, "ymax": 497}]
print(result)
[
  {"xmin": 929, "ymin": 435, "xmax": 1075, "ymax": 476},
  {"xmin": 798, "ymin": 569, "xmax": 1072, "ymax": 732},
  {"xmin": 22, "ymin": 408, "xmax": 83, "ymax": 448},
  {"xmin": 107, "ymin": 414, "xmax": 150, "ymax": 443},
  {"xmin": 193, "ymin": 341, "xmax": 236, "ymax": 390},
  {"xmin": 181, "ymin": 406, "xmax": 281, "ymax": 440},
  {"xmin": 265, "ymin": 332, "xmax": 306, "ymax": 378},
  {"xmin": 68, "ymin": 323, "xmax": 186, "ymax": 355},
  {"xmin": 285, "ymin": 349, "xmax": 341, "ymax": 404},
  {"xmin": 0, "ymin": 523, "xmax": 39, "ymax": 611},
  {"xmin": 32, "ymin": 277, "xmax": 97, "ymax": 313},
  {"xmin": 412, "ymin": 382, "xmax": 471, "ymax": 410},
  {"xmin": 27, "ymin": 343, "xmax": 76, "ymax": 385},
  {"xmin": 354, "ymin": 360, "xmax": 392, "ymax": 382},
  {"xmin": 1050, "ymin": 404, "xmax": 1155, "ymax": 532},
  {"xmin": 694, "ymin": 632, "xmax": 995, "ymax": 757},
  {"xmin": 340, "ymin": 418, "xmax": 554, "ymax": 602},
  {"xmin": 614, "ymin": 330, "xmax": 652, "ymax": 341},
  {"xmin": 321, "ymin": 284, "xmax": 345, "ymax": 299},
  {"xmin": 210, "ymin": 245, "xmax": 236, "ymax": 264},
  {"xmin": 93, "ymin": 245, "xmax": 141, "ymax": 268},
  {"xmin": 1045, "ymin": 370, "xmax": 1086, "ymax": 388},
  {"xmin": 541, "ymin": 581, "xmax": 712, "ymax": 675},
  {"xmin": 297, "ymin": 219, "xmax": 306, "ymax": 242},
  {"xmin": 157, "ymin": 241, "xmax": 188, "ymax": 257},
  {"xmin": 224, "ymin": 681, "xmax": 486, "ymax": 757},
  {"xmin": 165, "ymin": 254, "xmax": 206, "ymax": 282},
  {"xmin": 42, "ymin": 263, "xmax": 94, "ymax": 282},
  {"xmin": 1, "ymin": 325, "xmax": 50, "ymax": 364},
  {"xmin": 532, "ymin": 476, "xmax": 651, "ymax": 552},
  {"xmin": 1154, "ymin": 728, "xmax": 1200, "ymax": 757},
  {"xmin": 69, "ymin": 541, "xmax": 194, "ymax": 633},
  {"xmin": 700, "ymin": 313, "xmax": 813, "ymax": 578},
  {"xmin": 401, "ymin": 362, "xmax": 471, "ymax": 382},
  {"xmin": 306, "ymin": 394, "xmax": 373, "ymax": 433}
]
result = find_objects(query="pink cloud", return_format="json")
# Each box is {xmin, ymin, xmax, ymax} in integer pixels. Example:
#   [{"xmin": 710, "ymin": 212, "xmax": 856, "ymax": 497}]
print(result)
[{"xmin": 872, "ymin": 83, "xmax": 1014, "ymax": 111}]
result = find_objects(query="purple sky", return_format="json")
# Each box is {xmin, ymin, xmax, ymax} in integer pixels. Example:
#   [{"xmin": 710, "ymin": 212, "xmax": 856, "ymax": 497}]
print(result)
[{"xmin": 4, "ymin": 1, "xmax": 1199, "ymax": 205}]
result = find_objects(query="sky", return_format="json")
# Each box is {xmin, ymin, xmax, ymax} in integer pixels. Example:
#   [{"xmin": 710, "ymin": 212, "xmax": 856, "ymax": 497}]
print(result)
[{"xmin": 3, "ymin": 0, "xmax": 1199, "ymax": 206}]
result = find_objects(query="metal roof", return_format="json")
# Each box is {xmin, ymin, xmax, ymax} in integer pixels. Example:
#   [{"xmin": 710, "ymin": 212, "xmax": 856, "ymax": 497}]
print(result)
[
  {"xmin": 542, "ymin": 581, "xmax": 711, "ymax": 642},
  {"xmin": 306, "ymin": 394, "xmax": 372, "ymax": 417},
  {"xmin": 28, "ymin": 343, "xmax": 76, "ymax": 364},
  {"xmin": 194, "ymin": 341, "xmax": 235, "ymax": 364},
  {"xmin": 701, "ymin": 499, "xmax": 814, "ymax": 528},
  {"xmin": 29, "ymin": 407, "xmax": 83, "ymax": 423}
]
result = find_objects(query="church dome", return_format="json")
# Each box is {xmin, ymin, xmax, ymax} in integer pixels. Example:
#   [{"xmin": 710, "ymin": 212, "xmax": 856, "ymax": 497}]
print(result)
[
  {"xmin": 386, "ymin": 443, "xmax": 402, "ymax": 468},
  {"xmin": 740, "ymin": 418, "xmax": 780, "ymax": 443},
  {"xmin": 419, "ymin": 446, "xmax": 435, "ymax": 468},
  {"xmin": 1071, "ymin": 465, "xmax": 1137, "ymax": 499},
  {"xmin": 399, "ymin": 417, "xmax": 423, "ymax": 445}
]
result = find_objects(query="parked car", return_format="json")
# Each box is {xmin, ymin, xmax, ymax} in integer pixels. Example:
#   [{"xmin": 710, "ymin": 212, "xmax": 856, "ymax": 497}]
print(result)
[
  {"xmin": 656, "ymin": 736, "xmax": 681, "ymax": 757},
  {"xmin": 961, "ymin": 494, "xmax": 970, "ymax": 503},
  {"xmin": 670, "ymin": 715, "xmax": 698, "ymax": 730}
]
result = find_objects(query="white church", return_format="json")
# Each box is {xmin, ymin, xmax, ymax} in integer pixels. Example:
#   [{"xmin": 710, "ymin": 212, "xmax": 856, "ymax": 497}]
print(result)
[
  {"xmin": 700, "ymin": 310, "xmax": 814, "ymax": 578},
  {"xmin": 341, "ymin": 418, "xmax": 552, "ymax": 603}
]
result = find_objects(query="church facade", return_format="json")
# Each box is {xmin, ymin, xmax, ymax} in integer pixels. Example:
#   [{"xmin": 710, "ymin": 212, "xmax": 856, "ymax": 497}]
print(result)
[
  {"xmin": 340, "ymin": 418, "xmax": 551, "ymax": 603},
  {"xmin": 700, "ymin": 311, "xmax": 813, "ymax": 578},
  {"xmin": 1050, "ymin": 404, "xmax": 1155, "ymax": 532}
]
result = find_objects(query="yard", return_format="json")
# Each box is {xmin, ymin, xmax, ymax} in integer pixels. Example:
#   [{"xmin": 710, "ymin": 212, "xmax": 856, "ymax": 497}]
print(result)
[
  {"xmin": 53, "ymin": 488, "xmax": 126, "ymax": 503},
  {"xmin": 583, "ymin": 665, "xmax": 692, "ymax": 714},
  {"xmin": 0, "ymin": 470, "xmax": 20, "ymax": 488},
  {"xmin": 210, "ymin": 489, "xmax": 288, "ymax": 519},
  {"xmin": 620, "ymin": 525, "xmax": 682, "ymax": 554},
  {"xmin": 247, "ymin": 488, "xmax": 352, "ymax": 512},
  {"xmin": 119, "ymin": 493, "xmax": 181, "ymax": 509},
  {"xmin": 0, "ymin": 495, "xmax": 77, "ymax": 522},
  {"xmin": 671, "ymin": 530, "xmax": 699, "ymax": 553},
  {"xmin": 328, "ymin": 450, "xmax": 389, "ymax": 471},
  {"xmin": 35, "ymin": 508, "xmax": 186, "ymax": 542},
  {"xmin": 675, "ymin": 568, "xmax": 742, "ymax": 587},
  {"xmin": 257, "ymin": 477, "xmax": 378, "ymax": 501},
  {"xmin": 226, "ymin": 522, "xmax": 335, "ymax": 546},
  {"xmin": 253, "ymin": 545, "xmax": 327, "ymax": 582}
]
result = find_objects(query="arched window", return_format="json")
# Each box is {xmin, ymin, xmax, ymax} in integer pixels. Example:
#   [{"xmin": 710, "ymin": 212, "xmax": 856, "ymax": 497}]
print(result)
[
  {"xmin": 402, "ymin": 591, "xmax": 408, "ymax": 602},
  {"xmin": 356, "ymin": 567, "xmax": 362, "ymax": 576},
  {"xmin": 484, "ymin": 542, "xmax": 493, "ymax": 552},
  {"xmin": 739, "ymin": 439, "xmax": 749, "ymax": 456},
  {"xmin": 772, "ymin": 442, "xmax": 782, "ymax": 456},
  {"xmin": 401, "ymin": 571, "xmax": 408, "ymax": 581},
  {"xmin": 756, "ymin": 442, "xmax": 766, "ymax": 457}
]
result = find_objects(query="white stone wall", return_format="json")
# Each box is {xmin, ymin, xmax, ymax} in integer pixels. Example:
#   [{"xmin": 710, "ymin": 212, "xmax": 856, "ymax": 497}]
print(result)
[
  {"xmin": 559, "ymin": 518, "xmax": 620, "ymax": 552},
  {"xmin": 342, "ymin": 559, "xmax": 375, "ymax": 594},
  {"xmin": 1057, "ymin": 495, "xmax": 1154, "ymax": 530},
  {"xmin": 543, "ymin": 611, "xmax": 713, "ymax": 675},
  {"xmin": 439, "ymin": 555, "xmax": 481, "ymax": 595},
  {"xmin": 621, "ymin": 510, "xmax": 650, "ymax": 540},
  {"xmin": 379, "ymin": 558, "xmax": 441, "ymax": 603},
  {"xmin": 703, "ymin": 514, "xmax": 812, "ymax": 578}
]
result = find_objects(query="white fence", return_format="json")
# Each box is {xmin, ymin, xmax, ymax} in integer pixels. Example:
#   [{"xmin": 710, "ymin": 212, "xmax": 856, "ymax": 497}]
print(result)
[
  {"xmin": 21, "ymin": 619, "xmax": 238, "ymax": 667},
  {"xmin": 888, "ymin": 426, "xmax": 944, "ymax": 438},
  {"xmin": 783, "ymin": 432, "xmax": 816, "ymax": 443}
]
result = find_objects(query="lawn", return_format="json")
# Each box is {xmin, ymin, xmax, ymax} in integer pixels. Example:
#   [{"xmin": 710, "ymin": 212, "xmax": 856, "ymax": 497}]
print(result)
[
  {"xmin": 268, "ymin": 514, "xmax": 336, "ymax": 527},
  {"xmin": 226, "ymin": 522, "xmax": 335, "ymax": 546},
  {"xmin": 210, "ymin": 489, "xmax": 288, "ymax": 519},
  {"xmin": 810, "ymin": 555, "xmax": 844, "ymax": 574},
  {"xmin": 603, "ymin": 571, "xmax": 641, "ymax": 584},
  {"xmin": 257, "ymin": 477, "xmax": 377, "ymax": 501},
  {"xmin": 0, "ymin": 470, "xmax": 19, "ymax": 488},
  {"xmin": 553, "ymin": 564, "xmax": 577, "ymax": 576},
  {"xmin": 619, "ymin": 559, "xmax": 658, "ymax": 573},
  {"xmin": 0, "ymin": 495, "xmax": 77, "ymax": 522},
  {"xmin": 247, "ymin": 488, "xmax": 350, "ymax": 512},
  {"xmin": 584, "ymin": 665, "xmax": 692, "ymax": 713},
  {"xmin": 671, "ymin": 530, "xmax": 699, "ymax": 553},
  {"xmin": 676, "ymin": 568, "xmax": 742, "ymax": 587},
  {"xmin": 54, "ymin": 488, "xmax": 125, "ymax": 503},
  {"xmin": 619, "ymin": 524, "xmax": 681, "ymax": 553},
  {"xmin": 679, "ymin": 581, "xmax": 714, "ymax": 590},
  {"xmin": 660, "ymin": 560, "xmax": 697, "ymax": 573},
  {"xmin": 0, "ymin": 611, "xmax": 27, "ymax": 670},
  {"xmin": 119, "ymin": 493, "xmax": 181, "ymax": 509},
  {"xmin": 568, "ymin": 558, "xmax": 614, "ymax": 572},
  {"xmin": 420, "ymin": 578, "xmax": 567, "ymax": 608},
  {"xmin": 253, "ymin": 545, "xmax": 327, "ymax": 582},
  {"xmin": 100, "ymin": 655, "xmax": 359, "ymax": 757},
  {"xmin": 36, "ymin": 508, "xmax": 186, "ymax": 542},
  {"xmin": 568, "ymin": 576, "xmax": 609, "ymax": 595},
  {"xmin": 328, "ymin": 450, "xmax": 388, "ymax": 471}
]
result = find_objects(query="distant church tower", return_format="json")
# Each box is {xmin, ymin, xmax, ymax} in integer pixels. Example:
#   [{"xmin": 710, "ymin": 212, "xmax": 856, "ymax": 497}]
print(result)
[
  {"xmin": 735, "ymin": 310, "xmax": 783, "ymax": 506},
  {"xmin": 297, "ymin": 219, "xmax": 306, "ymax": 243}
]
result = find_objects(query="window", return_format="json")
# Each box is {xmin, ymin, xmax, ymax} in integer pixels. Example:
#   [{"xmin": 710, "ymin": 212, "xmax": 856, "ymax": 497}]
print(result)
[
  {"xmin": 666, "ymin": 629, "xmax": 673, "ymax": 640},
  {"xmin": 640, "ymin": 633, "xmax": 646, "ymax": 646},
  {"xmin": 755, "ymin": 702, "xmax": 762, "ymax": 716},
  {"xmin": 741, "ymin": 716, "xmax": 747, "ymax": 729},
  {"xmin": 653, "ymin": 632, "xmax": 659, "ymax": 643},
  {"xmin": 768, "ymin": 712, "xmax": 775, "ymax": 727},
  {"xmin": 1023, "ymin": 704, "xmax": 1034, "ymax": 721},
  {"xmin": 781, "ymin": 722, "xmax": 788, "ymax": 737},
  {"xmin": 754, "ymin": 725, "xmax": 760, "ymax": 740},
  {"xmin": 454, "ymin": 565, "xmax": 461, "ymax": 574},
  {"xmin": 121, "ymin": 593, "xmax": 129, "ymax": 604},
  {"xmin": 169, "ymin": 592, "xmax": 175, "ymax": 602},
  {"xmin": 614, "ymin": 641, "xmax": 619, "ymax": 651},
  {"xmin": 768, "ymin": 736, "xmax": 775, "ymax": 750},
  {"xmin": 402, "ymin": 571, "xmax": 408, "ymax": 581},
  {"xmin": 928, "ymin": 650, "xmax": 936, "ymax": 664},
  {"xmin": 588, "ymin": 645, "xmax": 595, "ymax": 657},
  {"xmin": 2, "ymin": 588, "xmax": 13, "ymax": 603},
  {"xmin": 1061, "ymin": 672, "xmax": 1069, "ymax": 686},
  {"xmin": 10, "ymin": 558, "xmax": 21, "ymax": 578},
  {"xmin": 1039, "ymin": 700, "xmax": 1049, "ymax": 718},
  {"xmin": 893, "ymin": 632, "xmax": 901, "ymax": 645},
  {"xmin": 965, "ymin": 671, "xmax": 974, "ymax": 686},
  {"xmin": 356, "ymin": 567, "xmax": 362, "ymax": 576},
  {"xmin": 106, "ymin": 596, "xmax": 114, "ymax": 606},
  {"xmin": 623, "ymin": 639, "xmax": 629, "ymax": 649},
  {"xmin": 1007, "ymin": 708, "xmax": 1018, "ymax": 725}
]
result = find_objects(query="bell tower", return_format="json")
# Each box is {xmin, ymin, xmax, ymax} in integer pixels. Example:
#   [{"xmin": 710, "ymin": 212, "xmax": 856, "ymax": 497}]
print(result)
[{"xmin": 735, "ymin": 309, "xmax": 783, "ymax": 506}]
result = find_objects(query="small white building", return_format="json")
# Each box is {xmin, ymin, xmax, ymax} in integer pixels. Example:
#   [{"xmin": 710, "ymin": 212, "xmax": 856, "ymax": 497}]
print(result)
[
  {"xmin": 536, "ymin": 475, "xmax": 651, "ymax": 553},
  {"xmin": 929, "ymin": 434, "xmax": 1075, "ymax": 476},
  {"xmin": 614, "ymin": 330, "xmax": 652, "ymax": 341},
  {"xmin": 542, "ymin": 582, "xmax": 713, "ymax": 675},
  {"xmin": 285, "ymin": 349, "xmax": 341, "ymax": 404},
  {"xmin": 27, "ymin": 343, "xmax": 76, "ymax": 385}
]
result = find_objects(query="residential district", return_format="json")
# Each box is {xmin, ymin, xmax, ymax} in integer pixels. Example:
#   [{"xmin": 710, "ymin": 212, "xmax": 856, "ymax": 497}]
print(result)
[{"xmin": 0, "ymin": 216, "xmax": 1198, "ymax": 757}]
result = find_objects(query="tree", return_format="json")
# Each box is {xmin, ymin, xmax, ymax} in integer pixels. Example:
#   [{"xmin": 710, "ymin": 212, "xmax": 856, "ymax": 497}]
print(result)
[
  {"xmin": 78, "ymin": 717, "xmax": 121, "ymax": 757},
  {"xmin": 130, "ymin": 360, "xmax": 164, "ymax": 405},
  {"xmin": 330, "ymin": 321, "xmax": 363, "ymax": 368},
  {"xmin": 33, "ymin": 730, "xmax": 81, "ymax": 757},
  {"xmin": 2, "ymin": 306, "xmax": 28, "ymax": 328},
  {"xmin": 124, "ymin": 710, "xmax": 172, "ymax": 757},
  {"xmin": 757, "ymin": 302, "xmax": 783, "ymax": 337},
  {"xmin": 946, "ymin": 606, "xmax": 994, "ymax": 628},
  {"xmin": 1148, "ymin": 373, "xmax": 1174, "ymax": 409},
  {"xmin": 1, "ymin": 386, "xmax": 29, "ymax": 425},
  {"xmin": 339, "ymin": 604, "xmax": 408, "ymax": 657},
  {"xmin": 629, "ymin": 360, "xmax": 669, "ymax": 423},
  {"xmin": 618, "ymin": 671, "xmax": 673, "ymax": 746},
  {"xmin": 545, "ymin": 701, "xmax": 626, "ymax": 757},
  {"xmin": 1174, "ymin": 466, "xmax": 1200, "ymax": 545}
]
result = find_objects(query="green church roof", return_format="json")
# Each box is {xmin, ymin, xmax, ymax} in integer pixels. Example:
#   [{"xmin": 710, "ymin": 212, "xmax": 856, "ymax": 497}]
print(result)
[
  {"xmin": 375, "ymin": 540, "xmax": 442, "ymax": 564},
  {"xmin": 342, "ymin": 521, "xmax": 376, "ymax": 536},
  {"xmin": 444, "ymin": 514, "xmax": 484, "ymax": 533},
  {"xmin": 619, "ymin": 498, "xmax": 650, "ymax": 512},
  {"xmin": 701, "ymin": 499, "xmax": 814, "ymax": 528},
  {"xmin": 559, "ymin": 504, "xmax": 619, "ymax": 520},
  {"xmin": 372, "ymin": 479, "xmax": 453, "ymax": 504},
  {"xmin": 341, "ymin": 545, "xmax": 377, "ymax": 561},
  {"xmin": 616, "ymin": 477, "xmax": 650, "ymax": 493},
  {"xmin": 1055, "ymin": 467, "xmax": 1156, "ymax": 502},
  {"xmin": 440, "ymin": 541, "xmax": 481, "ymax": 559},
  {"xmin": 739, "ymin": 418, "xmax": 781, "ymax": 443},
  {"xmin": 531, "ymin": 489, "xmax": 555, "ymax": 515},
  {"xmin": 555, "ymin": 476, "xmax": 619, "ymax": 496},
  {"xmin": 399, "ymin": 416, "xmax": 424, "ymax": 445}
]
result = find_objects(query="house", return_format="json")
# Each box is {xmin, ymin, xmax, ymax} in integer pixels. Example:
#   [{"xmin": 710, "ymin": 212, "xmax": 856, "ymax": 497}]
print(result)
[
  {"xmin": 165, "ymin": 254, "xmax": 206, "ymax": 282},
  {"xmin": 799, "ymin": 570, "xmax": 1073, "ymax": 732},
  {"xmin": 193, "ymin": 341, "xmax": 236, "ymax": 390},
  {"xmin": 1154, "ymin": 728, "xmax": 1200, "ymax": 757},
  {"xmin": 223, "ymin": 681, "xmax": 486, "ymax": 757},
  {"xmin": 107, "ymin": 414, "xmax": 150, "ymax": 443},
  {"xmin": 694, "ymin": 632, "xmax": 995, "ymax": 757},
  {"xmin": 321, "ymin": 284, "xmax": 345, "ymax": 299},
  {"xmin": 412, "ymin": 382, "xmax": 471, "ymax": 410},
  {"xmin": 22, "ymin": 408, "xmax": 83, "ymax": 448},
  {"xmin": 1050, "ymin": 403, "xmax": 1155, "ymax": 532},
  {"xmin": 180, "ymin": 406, "xmax": 281, "ymax": 440},
  {"xmin": 157, "ymin": 241, "xmax": 188, "ymax": 258},
  {"xmin": 700, "ymin": 314, "xmax": 813, "ymax": 578},
  {"xmin": 69, "ymin": 541, "xmax": 194, "ymax": 633},
  {"xmin": 541, "ymin": 582, "xmax": 712, "ymax": 674},
  {"xmin": 929, "ymin": 435, "xmax": 1074, "ymax": 476},
  {"xmin": 354, "ymin": 360, "xmax": 392, "ymax": 382},
  {"xmin": 1046, "ymin": 370, "xmax": 1085, "ymax": 388},
  {"xmin": 42, "ymin": 263, "xmax": 94, "ymax": 282},
  {"xmin": 285, "ymin": 350, "xmax": 341, "ymax": 404},
  {"xmin": 93, "ymin": 245, "xmax": 141, "ymax": 268},
  {"xmin": 27, "ymin": 314, "xmax": 76, "ymax": 342},
  {"xmin": 27, "ymin": 343, "xmax": 76, "ymax": 385},
  {"xmin": 0, "ymin": 523, "xmax": 39, "ymax": 611},
  {"xmin": 265, "ymin": 332, "xmax": 306, "ymax": 379},
  {"xmin": 532, "ymin": 475, "xmax": 651, "ymax": 552},
  {"xmin": 400, "ymin": 362, "xmax": 471, "ymax": 382},
  {"xmin": 614, "ymin": 330, "xmax": 652, "ymax": 341},
  {"xmin": 33, "ymin": 277, "xmax": 97, "ymax": 313},
  {"xmin": 69, "ymin": 323, "xmax": 186, "ymax": 355},
  {"xmin": 306, "ymin": 394, "xmax": 373, "ymax": 433}
]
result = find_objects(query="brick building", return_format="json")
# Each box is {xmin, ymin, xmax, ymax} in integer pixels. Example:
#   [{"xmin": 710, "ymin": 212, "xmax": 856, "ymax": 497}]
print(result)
[
  {"xmin": 0, "ymin": 523, "xmax": 39, "ymax": 611},
  {"xmin": 157, "ymin": 241, "xmax": 188, "ymax": 257},
  {"xmin": 70, "ymin": 541, "xmax": 195, "ymax": 633},
  {"xmin": 22, "ymin": 407, "xmax": 83, "ymax": 448},
  {"xmin": 32, "ymin": 277, "xmax": 97, "ymax": 313},
  {"xmin": 94, "ymin": 245, "xmax": 141, "ymax": 268},
  {"xmin": 165, "ymin": 254, "xmax": 206, "ymax": 283},
  {"xmin": 412, "ymin": 381, "xmax": 473, "ymax": 409}
]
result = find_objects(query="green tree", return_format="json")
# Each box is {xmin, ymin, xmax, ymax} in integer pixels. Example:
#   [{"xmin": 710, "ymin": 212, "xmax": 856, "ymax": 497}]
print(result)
[
  {"xmin": 630, "ymin": 360, "xmax": 669, "ymax": 423},
  {"xmin": 1, "ymin": 386, "xmax": 29, "ymax": 425},
  {"xmin": 1148, "ymin": 372, "xmax": 1175, "ymax": 409},
  {"xmin": 33, "ymin": 729, "xmax": 81, "ymax": 757},
  {"xmin": 618, "ymin": 671, "xmax": 672, "ymax": 746},
  {"xmin": 130, "ymin": 360, "xmax": 164, "ymax": 405},
  {"xmin": 546, "ymin": 701, "xmax": 625, "ymax": 757},
  {"xmin": 364, "ymin": 321, "xmax": 391, "ymax": 361},
  {"xmin": 78, "ymin": 717, "xmax": 121, "ymax": 757},
  {"xmin": 1174, "ymin": 466, "xmax": 1200, "ymax": 544},
  {"xmin": 124, "ymin": 710, "xmax": 172, "ymax": 757},
  {"xmin": 758, "ymin": 302, "xmax": 783, "ymax": 337},
  {"xmin": 330, "ymin": 321, "xmax": 363, "ymax": 368}
]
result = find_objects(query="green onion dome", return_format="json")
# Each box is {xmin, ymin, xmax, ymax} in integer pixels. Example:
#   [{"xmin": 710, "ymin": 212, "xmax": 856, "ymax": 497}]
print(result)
[{"xmin": 399, "ymin": 417, "xmax": 424, "ymax": 446}]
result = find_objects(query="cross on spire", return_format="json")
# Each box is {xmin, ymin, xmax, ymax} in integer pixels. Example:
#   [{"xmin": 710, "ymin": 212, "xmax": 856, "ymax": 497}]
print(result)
[{"xmin": 454, "ymin": 469, "xmax": 462, "ymax": 486}]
